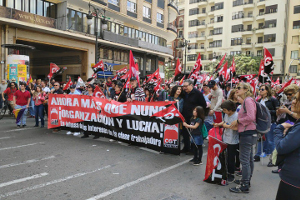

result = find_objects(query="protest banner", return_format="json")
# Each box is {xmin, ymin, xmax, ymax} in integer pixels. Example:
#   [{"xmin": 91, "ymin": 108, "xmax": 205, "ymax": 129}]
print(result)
[{"xmin": 48, "ymin": 94, "xmax": 181, "ymax": 155}]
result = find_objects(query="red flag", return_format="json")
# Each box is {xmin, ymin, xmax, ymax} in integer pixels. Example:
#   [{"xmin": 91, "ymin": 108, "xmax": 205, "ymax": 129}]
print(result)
[
  {"xmin": 208, "ymin": 75, "xmax": 213, "ymax": 81},
  {"xmin": 219, "ymin": 61, "xmax": 228, "ymax": 79},
  {"xmin": 229, "ymin": 57, "xmax": 236, "ymax": 74},
  {"xmin": 249, "ymin": 79, "xmax": 256, "ymax": 95},
  {"xmin": 174, "ymin": 58, "xmax": 182, "ymax": 77},
  {"xmin": 129, "ymin": 50, "xmax": 140, "ymax": 85},
  {"xmin": 47, "ymin": 63, "xmax": 60, "ymax": 79},
  {"xmin": 204, "ymin": 136, "xmax": 228, "ymax": 182},
  {"xmin": 188, "ymin": 53, "xmax": 202, "ymax": 79},
  {"xmin": 92, "ymin": 60, "xmax": 104, "ymax": 73},
  {"xmin": 146, "ymin": 68, "xmax": 161, "ymax": 83},
  {"xmin": 214, "ymin": 54, "xmax": 226, "ymax": 72},
  {"xmin": 112, "ymin": 75, "xmax": 118, "ymax": 81},
  {"xmin": 63, "ymin": 77, "xmax": 73, "ymax": 90},
  {"xmin": 93, "ymin": 85, "xmax": 106, "ymax": 99},
  {"xmin": 151, "ymin": 104, "xmax": 185, "ymax": 124},
  {"xmin": 116, "ymin": 67, "xmax": 128, "ymax": 75},
  {"xmin": 277, "ymin": 78, "xmax": 294, "ymax": 95},
  {"xmin": 264, "ymin": 48, "xmax": 274, "ymax": 74},
  {"xmin": 239, "ymin": 74, "xmax": 256, "ymax": 81},
  {"xmin": 275, "ymin": 77, "xmax": 280, "ymax": 85},
  {"xmin": 87, "ymin": 73, "xmax": 98, "ymax": 83}
]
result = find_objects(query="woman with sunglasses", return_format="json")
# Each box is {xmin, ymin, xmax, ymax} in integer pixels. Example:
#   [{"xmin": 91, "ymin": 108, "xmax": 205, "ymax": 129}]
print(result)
[
  {"xmin": 274, "ymin": 92, "xmax": 300, "ymax": 200},
  {"xmin": 229, "ymin": 82, "xmax": 257, "ymax": 193},
  {"xmin": 83, "ymin": 84, "xmax": 94, "ymax": 96},
  {"xmin": 254, "ymin": 84, "xmax": 279, "ymax": 164}
]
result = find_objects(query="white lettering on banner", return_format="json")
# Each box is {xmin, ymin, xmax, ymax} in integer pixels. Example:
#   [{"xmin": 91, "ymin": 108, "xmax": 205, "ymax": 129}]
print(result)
[
  {"xmin": 104, "ymin": 103, "xmax": 127, "ymax": 115},
  {"xmin": 116, "ymin": 118, "xmax": 123, "ymax": 128},
  {"xmin": 131, "ymin": 105, "xmax": 165, "ymax": 116},
  {"xmin": 126, "ymin": 120, "xmax": 160, "ymax": 133},
  {"xmin": 51, "ymin": 97, "xmax": 79, "ymax": 107},
  {"xmin": 131, "ymin": 135, "xmax": 161, "ymax": 147},
  {"xmin": 211, "ymin": 143, "xmax": 222, "ymax": 181},
  {"xmin": 81, "ymin": 99, "xmax": 101, "ymax": 110}
]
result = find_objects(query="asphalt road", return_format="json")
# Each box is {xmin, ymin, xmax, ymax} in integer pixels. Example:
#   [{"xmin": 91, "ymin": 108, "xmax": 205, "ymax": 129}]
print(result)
[{"xmin": 0, "ymin": 116, "xmax": 280, "ymax": 200}]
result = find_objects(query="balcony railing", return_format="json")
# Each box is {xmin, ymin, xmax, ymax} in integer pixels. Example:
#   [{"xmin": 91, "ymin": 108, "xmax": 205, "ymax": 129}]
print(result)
[
  {"xmin": 167, "ymin": 23, "xmax": 178, "ymax": 33},
  {"xmin": 168, "ymin": 0, "xmax": 179, "ymax": 12}
]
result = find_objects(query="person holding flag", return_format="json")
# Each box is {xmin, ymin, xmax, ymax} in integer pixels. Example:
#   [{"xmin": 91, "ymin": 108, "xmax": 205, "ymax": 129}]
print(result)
[{"xmin": 13, "ymin": 82, "xmax": 31, "ymax": 128}]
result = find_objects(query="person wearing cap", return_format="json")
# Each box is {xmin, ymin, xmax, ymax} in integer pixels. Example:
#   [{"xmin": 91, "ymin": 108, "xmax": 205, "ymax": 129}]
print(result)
[
  {"xmin": 126, "ymin": 77, "xmax": 145, "ymax": 102},
  {"xmin": 208, "ymin": 80, "xmax": 223, "ymax": 123}
]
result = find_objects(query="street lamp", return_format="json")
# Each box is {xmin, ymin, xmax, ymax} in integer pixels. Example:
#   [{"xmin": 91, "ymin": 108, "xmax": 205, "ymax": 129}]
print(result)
[
  {"xmin": 181, "ymin": 38, "xmax": 190, "ymax": 75},
  {"xmin": 87, "ymin": 2, "xmax": 108, "ymax": 64}
]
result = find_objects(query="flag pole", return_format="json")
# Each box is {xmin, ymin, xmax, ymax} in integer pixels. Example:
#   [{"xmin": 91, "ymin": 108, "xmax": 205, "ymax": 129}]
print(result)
[{"xmin": 185, "ymin": 127, "xmax": 198, "ymax": 149}]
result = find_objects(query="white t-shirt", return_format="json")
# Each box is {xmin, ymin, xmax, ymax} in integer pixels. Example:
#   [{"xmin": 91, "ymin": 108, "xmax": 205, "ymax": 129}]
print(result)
[
  {"xmin": 43, "ymin": 87, "xmax": 50, "ymax": 93},
  {"xmin": 260, "ymin": 98, "xmax": 267, "ymax": 107},
  {"xmin": 222, "ymin": 112, "xmax": 239, "ymax": 144}
]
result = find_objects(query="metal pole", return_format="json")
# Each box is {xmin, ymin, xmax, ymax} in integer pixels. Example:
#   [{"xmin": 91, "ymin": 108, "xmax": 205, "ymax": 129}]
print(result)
[
  {"xmin": 95, "ymin": 15, "xmax": 98, "ymax": 64},
  {"xmin": 184, "ymin": 41, "xmax": 187, "ymax": 75}
]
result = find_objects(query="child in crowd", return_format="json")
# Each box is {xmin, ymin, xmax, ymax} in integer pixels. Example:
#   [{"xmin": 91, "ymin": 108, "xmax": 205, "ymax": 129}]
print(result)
[
  {"xmin": 183, "ymin": 106, "xmax": 205, "ymax": 166},
  {"xmin": 214, "ymin": 100, "xmax": 239, "ymax": 183}
]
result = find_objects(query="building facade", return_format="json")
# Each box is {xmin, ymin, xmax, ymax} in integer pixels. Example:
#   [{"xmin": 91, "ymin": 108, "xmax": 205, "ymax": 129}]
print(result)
[
  {"xmin": 178, "ymin": 0, "xmax": 287, "ymax": 76},
  {"xmin": 0, "ymin": 0, "xmax": 177, "ymax": 82},
  {"xmin": 285, "ymin": 0, "xmax": 300, "ymax": 79}
]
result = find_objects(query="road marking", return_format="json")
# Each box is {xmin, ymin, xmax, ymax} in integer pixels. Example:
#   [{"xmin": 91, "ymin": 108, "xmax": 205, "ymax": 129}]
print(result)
[
  {"xmin": 0, "ymin": 143, "xmax": 39, "ymax": 151},
  {"xmin": 86, "ymin": 153, "xmax": 208, "ymax": 200},
  {"xmin": 0, "ymin": 173, "xmax": 48, "ymax": 188},
  {"xmin": 0, "ymin": 165, "xmax": 111, "ymax": 199},
  {"xmin": 0, "ymin": 156, "xmax": 55, "ymax": 170},
  {"xmin": 139, "ymin": 147, "xmax": 160, "ymax": 154},
  {"xmin": 0, "ymin": 137, "xmax": 10, "ymax": 140},
  {"xmin": 3, "ymin": 128, "xmax": 37, "ymax": 133}
]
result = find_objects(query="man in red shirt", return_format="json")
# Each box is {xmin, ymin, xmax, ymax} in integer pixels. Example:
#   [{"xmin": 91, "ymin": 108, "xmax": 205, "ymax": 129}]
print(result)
[
  {"xmin": 2, "ymin": 82, "xmax": 17, "ymax": 113},
  {"xmin": 13, "ymin": 82, "xmax": 31, "ymax": 128}
]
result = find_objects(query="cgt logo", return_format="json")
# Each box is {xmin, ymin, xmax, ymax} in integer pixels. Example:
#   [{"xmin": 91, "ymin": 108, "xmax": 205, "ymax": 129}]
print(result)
[{"xmin": 164, "ymin": 126, "xmax": 178, "ymax": 144}]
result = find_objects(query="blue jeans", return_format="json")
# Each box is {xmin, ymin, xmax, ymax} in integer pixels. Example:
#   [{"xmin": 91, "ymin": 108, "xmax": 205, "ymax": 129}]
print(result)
[
  {"xmin": 255, "ymin": 123, "xmax": 277, "ymax": 156},
  {"xmin": 15, "ymin": 105, "xmax": 28, "ymax": 125},
  {"xmin": 35, "ymin": 104, "xmax": 44, "ymax": 126},
  {"xmin": 29, "ymin": 98, "xmax": 35, "ymax": 116}
]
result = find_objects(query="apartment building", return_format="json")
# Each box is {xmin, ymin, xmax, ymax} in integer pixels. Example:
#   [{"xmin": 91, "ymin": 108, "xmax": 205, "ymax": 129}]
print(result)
[
  {"xmin": 177, "ymin": 0, "xmax": 287, "ymax": 76},
  {"xmin": 285, "ymin": 1, "xmax": 300, "ymax": 79},
  {"xmin": 0, "ymin": 0, "xmax": 177, "ymax": 82}
]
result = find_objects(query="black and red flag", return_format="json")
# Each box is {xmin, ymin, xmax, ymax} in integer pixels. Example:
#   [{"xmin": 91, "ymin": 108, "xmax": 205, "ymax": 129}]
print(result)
[
  {"xmin": 86, "ymin": 73, "xmax": 98, "ymax": 82},
  {"xmin": 204, "ymin": 136, "xmax": 228, "ymax": 185},
  {"xmin": 213, "ymin": 54, "xmax": 226, "ymax": 74},
  {"xmin": 277, "ymin": 78, "xmax": 294, "ymax": 96},
  {"xmin": 92, "ymin": 60, "xmax": 104, "ymax": 73},
  {"xmin": 174, "ymin": 58, "xmax": 182, "ymax": 78},
  {"xmin": 218, "ymin": 61, "xmax": 228, "ymax": 82},
  {"xmin": 93, "ymin": 85, "xmax": 106, "ymax": 99},
  {"xmin": 238, "ymin": 74, "xmax": 256, "ymax": 82},
  {"xmin": 63, "ymin": 77, "xmax": 73, "ymax": 90},
  {"xmin": 258, "ymin": 59, "xmax": 271, "ymax": 83},
  {"xmin": 264, "ymin": 48, "xmax": 274, "ymax": 74},
  {"xmin": 47, "ymin": 63, "xmax": 66, "ymax": 80},
  {"xmin": 188, "ymin": 53, "xmax": 202, "ymax": 79},
  {"xmin": 151, "ymin": 104, "xmax": 185, "ymax": 125}
]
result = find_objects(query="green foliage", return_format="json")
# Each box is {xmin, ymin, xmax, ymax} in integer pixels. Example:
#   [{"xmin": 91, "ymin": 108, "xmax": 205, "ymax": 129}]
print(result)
[
  {"xmin": 205, "ymin": 54, "xmax": 263, "ymax": 75},
  {"xmin": 164, "ymin": 64, "xmax": 175, "ymax": 80}
]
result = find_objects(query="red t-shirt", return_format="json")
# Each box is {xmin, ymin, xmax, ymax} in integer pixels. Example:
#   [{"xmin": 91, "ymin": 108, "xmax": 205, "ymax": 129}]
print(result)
[
  {"xmin": 3, "ymin": 87, "xmax": 17, "ymax": 101},
  {"xmin": 14, "ymin": 90, "xmax": 31, "ymax": 106}
]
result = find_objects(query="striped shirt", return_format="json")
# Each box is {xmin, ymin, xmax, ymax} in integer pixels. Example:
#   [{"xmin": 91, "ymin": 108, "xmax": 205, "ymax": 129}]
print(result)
[{"xmin": 126, "ymin": 87, "xmax": 145, "ymax": 102}]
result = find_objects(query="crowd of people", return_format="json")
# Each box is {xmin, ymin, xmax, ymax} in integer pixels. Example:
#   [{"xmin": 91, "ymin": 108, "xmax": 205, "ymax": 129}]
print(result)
[{"xmin": 0, "ymin": 75, "xmax": 300, "ymax": 199}]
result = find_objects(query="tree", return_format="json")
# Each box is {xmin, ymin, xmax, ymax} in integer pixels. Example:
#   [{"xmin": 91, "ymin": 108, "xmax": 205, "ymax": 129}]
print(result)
[{"xmin": 204, "ymin": 54, "xmax": 263, "ymax": 75}]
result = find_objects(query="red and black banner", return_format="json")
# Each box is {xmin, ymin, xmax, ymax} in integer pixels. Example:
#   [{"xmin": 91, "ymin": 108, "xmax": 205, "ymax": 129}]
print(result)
[
  {"xmin": 204, "ymin": 136, "xmax": 228, "ymax": 185},
  {"xmin": 48, "ymin": 94, "xmax": 181, "ymax": 154}
]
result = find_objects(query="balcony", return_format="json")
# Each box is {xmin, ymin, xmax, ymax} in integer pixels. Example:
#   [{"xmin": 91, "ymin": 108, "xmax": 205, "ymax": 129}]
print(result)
[
  {"xmin": 208, "ymin": 0, "xmax": 215, "ymax": 4},
  {"xmin": 255, "ymin": 42, "xmax": 264, "ymax": 48},
  {"xmin": 207, "ymin": 35, "xmax": 213, "ymax": 40},
  {"xmin": 198, "ymin": 1, "xmax": 208, "ymax": 6},
  {"xmin": 241, "ymin": 43, "xmax": 253, "ymax": 49},
  {"xmin": 257, "ymin": 0, "xmax": 265, "ymax": 7},
  {"xmin": 207, "ymin": 23, "xmax": 214, "ymax": 28},
  {"xmin": 197, "ymin": 36, "xmax": 206, "ymax": 41},
  {"xmin": 243, "ymin": 2, "xmax": 254, "ymax": 9},
  {"xmin": 206, "ymin": 47, "xmax": 213, "ymax": 52},
  {"xmin": 243, "ymin": 16, "xmax": 254, "ymax": 22},
  {"xmin": 103, "ymin": 30, "xmax": 138, "ymax": 47},
  {"xmin": 197, "ymin": 24, "xmax": 206, "ymax": 29},
  {"xmin": 242, "ymin": 29, "xmax": 253, "ymax": 35},
  {"xmin": 167, "ymin": 23, "xmax": 178, "ymax": 42},
  {"xmin": 198, "ymin": 13, "xmax": 207, "ymax": 18},
  {"xmin": 256, "ymin": 13, "xmax": 265, "ymax": 21},
  {"xmin": 168, "ymin": 0, "xmax": 179, "ymax": 22},
  {"xmin": 208, "ymin": 10, "xmax": 214, "ymax": 16},
  {"xmin": 138, "ymin": 40, "xmax": 173, "ymax": 55}
]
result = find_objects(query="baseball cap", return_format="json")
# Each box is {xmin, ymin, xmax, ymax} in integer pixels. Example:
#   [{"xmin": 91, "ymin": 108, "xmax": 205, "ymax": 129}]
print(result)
[
  {"xmin": 130, "ymin": 76, "xmax": 137, "ymax": 81},
  {"xmin": 70, "ymin": 85, "xmax": 76, "ymax": 89},
  {"xmin": 207, "ymin": 80, "xmax": 216, "ymax": 88}
]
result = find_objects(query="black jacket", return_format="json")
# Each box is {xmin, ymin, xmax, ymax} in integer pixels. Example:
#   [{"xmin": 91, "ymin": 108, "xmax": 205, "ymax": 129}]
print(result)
[
  {"xmin": 258, "ymin": 97, "xmax": 279, "ymax": 123},
  {"xmin": 182, "ymin": 88, "xmax": 207, "ymax": 123}
]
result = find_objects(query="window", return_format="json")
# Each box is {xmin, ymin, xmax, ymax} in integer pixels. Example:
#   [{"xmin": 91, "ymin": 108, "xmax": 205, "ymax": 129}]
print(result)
[
  {"xmin": 187, "ymin": 54, "xmax": 197, "ymax": 61},
  {"xmin": 127, "ymin": 1, "xmax": 136, "ymax": 13},
  {"xmin": 257, "ymin": 37, "xmax": 263, "ymax": 43},
  {"xmin": 215, "ymin": 2, "xmax": 223, "ymax": 10},
  {"xmin": 15, "ymin": 0, "xmax": 22, "ymax": 10},
  {"xmin": 157, "ymin": 0, "xmax": 165, "ymax": 9},
  {"xmin": 265, "ymin": 19, "xmax": 277, "ymax": 28},
  {"xmin": 189, "ymin": 43, "xmax": 198, "ymax": 49},
  {"xmin": 30, "ymin": 0, "xmax": 36, "ymax": 14},
  {"xmin": 189, "ymin": 0, "xmax": 206, "ymax": 4},
  {"xmin": 257, "ymin": 50, "xmax": 263, "ymax": 56},
  {"xmin": 143, "ymin": 6, "xmax": 151, "ymax": 18},
  {"xmin": 232, "ymin": 11, "xmax": 244, "ymax": 20},
  {"xmin": 44, "ymin": 1, "xmax": 50, "ymax": 17},
  {"xmin": 294, "ymin": 5, "xmax": 300, "ymax": 14},
  {"xmin": 246, "ymin": 37, "xmax": 251, "ymax": 44},
  {"xmin": 264, "ymin": 34, "xmax": 276, "ymax": 43},
  {"xmin": 246, "ymin": 24, "xmax": 252, "ymax": 31},
  {"xmin": 37, "ymin": 0, "xmax": 43, "ymax": 16},
  {"xmin": 291, "ymin": 51, "xmax": 299, "ymax": 59},
  {"xmin": 189, "ymin": 20, "xmax": 199, "ymax": 27},
  {"xmin": 258, "ymin": 23, "xmax": 264, "ymax": 29},
  {"xmin": 200, "ymin": 43, "xmax": 204, "ymax": 49},
  {"xmin": 246, "ymin": 51, "xmax": 251, "ymax": 56},
  {"xmin": 233, "ymin": 0, "xmax": 243, "ymax": 7},
  {"xmin": 179, "ymin": 10, "xmax": 184, "ymax": 15},
  {"xmin": 231, "ymin": 38, "xmax": 243, "ymax": 46},
  {"xmin": 247, "ymin": 11, "xmax": 253, "ymax": 17},
  {"xmin": 232, "ymin": 24, "xmax": 244, "ymax": 33},
  {"xmin": 209, "ymin": 40, "xmax": 222, "ymax": 48},
  {"xmin": 213, "ymin": 27, "xmax": 223, "ymax": 35},
  {"xmin": 202, "ymin": 8, "xmax": 206, "ymax": 13},
  {"xmin": 188, "ymin": 31, "xmax": 198, "ymax": 38},
  {"xmin": 108, "ymin": 0, "xmax": 119, "ymax": 6},
  {"xmin": 290, "ymin": 65, "xmax": 297, "ymax": 73},
  {"xmin": 200, "ymin": 31, "xmax": 205, "ymax": 36},
  {"xmin": 268, "ymin": 48, "xmax": 275, "ymax": 56},
  {"xmin": 157, "ymin": 13, "xmax": 163, "ymax": 23},
  {"xmin": 189, "ymin": 8, "xmax": 199, "ymax": 16},
  {"xmin": 217, "ymin": 15, "xmax": 223, "ymax": 22},
  {"xmin": 265, "ymin": 4, "xmax": 278, "ymax": 14},
  {"xmin": 293, "ymin": 21, "xmax": 300, "ymax": 29},
  {"xmin": 259, "ymin": 9, "xmax": 264, "ymax": 15},
  {"xmin": 230, "ymin": 51, "xmax": 241, "ymax": 56}
]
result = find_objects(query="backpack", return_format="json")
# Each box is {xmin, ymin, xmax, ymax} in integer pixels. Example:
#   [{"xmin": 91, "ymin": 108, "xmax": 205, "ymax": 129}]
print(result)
[{"xmin": 243, "ymin": 97, "xmax": 271, "ymax": 135}]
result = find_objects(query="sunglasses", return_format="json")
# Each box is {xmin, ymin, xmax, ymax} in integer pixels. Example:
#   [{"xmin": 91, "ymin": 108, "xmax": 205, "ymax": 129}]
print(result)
[
  {"xmin": 286, "ymin": 93, "xmax": 293, "ymax": 96},
  {"xmin": 88, "ymin": 86, "xmax": 92, "ymax": 88},
  {"xmin": 54, "ymin": 85, "xmax": 59, "ymax": 86},
  {"xmin": 259, "ymin": 88, "xmax": 265, "ymax": 91}
]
